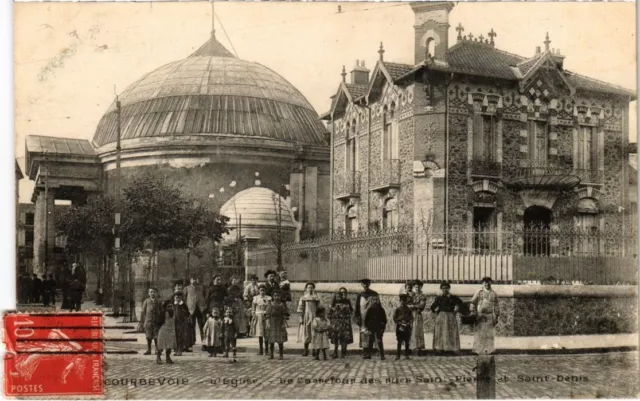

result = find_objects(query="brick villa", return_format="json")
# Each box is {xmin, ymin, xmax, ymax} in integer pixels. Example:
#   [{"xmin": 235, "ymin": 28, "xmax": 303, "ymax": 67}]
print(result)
[{"xmin": 322, "ymin": 2, "xmax": 636, "ymax": 257}]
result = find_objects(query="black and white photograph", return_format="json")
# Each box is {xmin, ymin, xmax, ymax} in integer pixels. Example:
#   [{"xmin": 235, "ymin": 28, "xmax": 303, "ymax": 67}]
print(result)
[{"xmin": 7, "ymin": 1, "xmax": 639, "ymax": 399}]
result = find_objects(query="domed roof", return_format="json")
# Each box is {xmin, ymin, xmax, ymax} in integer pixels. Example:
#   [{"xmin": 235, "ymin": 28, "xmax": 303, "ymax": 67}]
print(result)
[
  {"xmin": 92, "ymin": 36, "xmax": 327, "ymax": 148},
  {"xmin": 220, "ymin": 187, "xmax": 297, "ymax": 231}
]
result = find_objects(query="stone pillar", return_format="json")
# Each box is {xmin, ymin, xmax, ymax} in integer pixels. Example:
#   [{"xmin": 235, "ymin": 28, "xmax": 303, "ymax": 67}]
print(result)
[
  {"xmin": 33, "ymin": 190, "xmax": 55, "ymax": 277},
  {"xmin": 304, "ymin": 166, "xmax": 318, "ymax": 234}
]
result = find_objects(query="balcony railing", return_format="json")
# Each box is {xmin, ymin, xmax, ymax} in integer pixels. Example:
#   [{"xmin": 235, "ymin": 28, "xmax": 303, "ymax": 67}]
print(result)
[
  {"xmin": 334, "ymin": 170, "xmax": 361, "ymax": 200},
  {"xmin": 370, "ymin": 159, "xmax": 401, "ymax": 192},
  {"xmin": 505, "ymin": 159, "xmax": 580, "ymax": 190},
  {"xmin": 470, "ymin": 158, "xmax": 502, "ymax": 177},
  {"xmin": 574, "ymin": 169, "xmax": 604, "ymax": 185}
]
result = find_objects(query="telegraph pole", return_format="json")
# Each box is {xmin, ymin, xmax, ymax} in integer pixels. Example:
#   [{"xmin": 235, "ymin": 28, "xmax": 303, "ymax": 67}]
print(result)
[{"xmin": 113, "ymin": 92, "xmax": 123, "ymax": 317}]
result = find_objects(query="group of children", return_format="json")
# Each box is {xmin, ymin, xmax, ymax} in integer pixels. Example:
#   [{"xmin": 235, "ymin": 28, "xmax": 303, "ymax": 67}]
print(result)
[{"xmin": 139, "ymin": 274, "xmax": 473, "ymax": 363}]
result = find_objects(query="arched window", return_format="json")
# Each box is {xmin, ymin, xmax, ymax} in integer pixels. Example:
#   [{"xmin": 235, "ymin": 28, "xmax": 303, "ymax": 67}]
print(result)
[
  {"xmin": 382, "ymin": 198, "xmax": 398, "ymax": 230},
  {"xmin": 426, "ymin": 37, "xmax": 436, "ymax": 59}
]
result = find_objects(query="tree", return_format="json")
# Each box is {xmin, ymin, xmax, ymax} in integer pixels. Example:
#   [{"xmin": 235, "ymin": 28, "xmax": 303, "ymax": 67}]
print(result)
[{"xmin": 56, "ymin": 195, "xmax": 115, "ymax": 306}]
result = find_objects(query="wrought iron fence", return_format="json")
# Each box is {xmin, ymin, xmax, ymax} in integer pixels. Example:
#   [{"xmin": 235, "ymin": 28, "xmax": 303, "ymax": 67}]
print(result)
[{"xmin": 246, "ymin": 225, "xmax": 637, "ymax": 284}]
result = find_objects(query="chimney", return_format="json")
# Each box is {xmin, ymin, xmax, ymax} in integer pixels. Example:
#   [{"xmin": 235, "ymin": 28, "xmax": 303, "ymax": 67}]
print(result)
[
  {"xmin": 410, "ymin": 2, "xmax": 455, "ymax": 65},
  {"xmin": 350, "ymin": 60, "xmax": 370, "ymax": 86}
]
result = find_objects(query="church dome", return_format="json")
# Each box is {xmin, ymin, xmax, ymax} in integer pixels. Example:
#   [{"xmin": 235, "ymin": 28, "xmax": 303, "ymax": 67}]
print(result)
[
  {"xmin": 220, "ymin": 187, "xmax": 297, "ymax": 244},
  {"xmin": 92, "ymin": 36, "xmax": 327, "ymax": 148}
]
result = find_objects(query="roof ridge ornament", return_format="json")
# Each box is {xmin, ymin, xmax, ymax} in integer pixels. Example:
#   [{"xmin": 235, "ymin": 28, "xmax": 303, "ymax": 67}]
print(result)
[
  {"xmin": 341, "ymin": 65, "xmax": 347, "ymax": 83},
  {"xmin": 488, "ymin": 28, "xmax": 497, "ymax": 47},
  {"xmin": 456, "ymin": 23, "xmax": 464, "ymax": 42},
  {"xmin": 544, "ymin": 32, "xmax": 551, "ymax": 52},
  {"xmin": 378, "ymin": 42, "xmax": 385, "ymax": 61}
]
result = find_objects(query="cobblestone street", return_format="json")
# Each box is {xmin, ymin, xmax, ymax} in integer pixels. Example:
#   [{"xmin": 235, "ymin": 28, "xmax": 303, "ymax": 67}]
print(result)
[{"xmin": 102, "ymin": 351, "xmax": 639, "ymax": 399}]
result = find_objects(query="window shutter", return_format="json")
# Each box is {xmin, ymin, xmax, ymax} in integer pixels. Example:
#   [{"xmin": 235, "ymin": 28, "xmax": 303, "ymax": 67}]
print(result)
[
  {"xmin": 391, "ymin": 121, "xmax": 399, "ymax": 159},
  {"xmin": 473, "ymin": 114, "xmax": 483, "ymax": 159},
  {"xmin": 590, "ymin": 127, "xmax": 597, "ymax": 173}
]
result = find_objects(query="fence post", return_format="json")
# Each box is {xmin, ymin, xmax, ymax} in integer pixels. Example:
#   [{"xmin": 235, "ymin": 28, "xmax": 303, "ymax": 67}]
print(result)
[{"xmin": 476, "ymin": 355, "xmax": 496, "ymax": 399}]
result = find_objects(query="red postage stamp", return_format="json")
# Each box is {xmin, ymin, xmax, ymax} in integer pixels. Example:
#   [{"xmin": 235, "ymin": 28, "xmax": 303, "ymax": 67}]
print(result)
[{"xmin": 3, "ymin": 312, "xmax": 104, "ymax": 397}]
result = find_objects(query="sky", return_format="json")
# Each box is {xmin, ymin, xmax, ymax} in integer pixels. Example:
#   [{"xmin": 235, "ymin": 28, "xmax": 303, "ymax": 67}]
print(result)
[{"xmin": 14, "ymin": 1, "xmax": 637, "ymax": 203}]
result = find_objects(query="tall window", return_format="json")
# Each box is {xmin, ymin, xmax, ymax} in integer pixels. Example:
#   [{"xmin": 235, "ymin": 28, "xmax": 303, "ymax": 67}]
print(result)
[
  {"xmin": 575, "ymin": 212, "xmax": 599, "ymax": 256},
  {"xmin": 473, "ymin": 115, "xmax": 497, "ymax": 162},
  {"xmin": 383, "ymin": 104, "xmax": 398, "ymax": 161},
  {"xmin": 528, "ymin": 120, "xmax": 548, "ymax": 166},
  {"xmin": 577, "ymin": 126, "xmax": 596, "ymax": 171},
  {"xmin": 25, "ymin": 213, "xmax": 34, "ymax": 226},
  {"xmin": 382, "ymin": 198, "xmax": 398, "ymax": 230},
  {"xmin": 346, "ymin": 121, "xmax": 358, "ymax": 173}
]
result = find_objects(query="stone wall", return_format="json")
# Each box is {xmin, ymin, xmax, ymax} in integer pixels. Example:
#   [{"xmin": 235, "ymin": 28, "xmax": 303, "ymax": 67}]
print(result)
[{"xmin": 289, "ymin": 284, "xmax": 637, "ymax": 337}]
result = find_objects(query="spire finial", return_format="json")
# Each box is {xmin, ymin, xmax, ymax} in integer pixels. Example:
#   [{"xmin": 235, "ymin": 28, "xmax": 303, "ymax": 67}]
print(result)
[
  {"xmin": 378, "ymin": 42, "xmax": 385, "ymax": 61},
  {"xmin": 456, "ymin": 23, "xmax": 465, "ymax": 42},
  {"xmin": 544, "ymin": 32, "xmax": 551, "ymax": 51},
  {"xmin": 341, "ymin": 65, "xmax": 346, "ymax": 82},
  {"xmin": 488, "ymin": 28, "xmax": 497, "ymax": 47},
  {"xmin": 211, "ymin": 0, "xmax": 216, "ymax": 38}
]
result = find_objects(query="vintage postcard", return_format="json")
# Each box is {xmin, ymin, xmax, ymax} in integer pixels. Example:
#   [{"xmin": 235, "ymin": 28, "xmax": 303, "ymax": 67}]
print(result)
[{"xmin": 8, "ymin": 1, "xmax": 638, "ymax": 399}]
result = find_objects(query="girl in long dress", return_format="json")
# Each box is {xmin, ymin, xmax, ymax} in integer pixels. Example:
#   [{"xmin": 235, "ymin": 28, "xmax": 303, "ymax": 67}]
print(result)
[
  {"xmin": 265, "ymin": 291, "xmax": 289, "ymax": 360},
  {"xmin": 203, "ymin": 309, "xmax": 223, "ymax": 357},
  {"xmin": 470, "ymin": 277, "xmax": 500, "ymax": 355},
  {"xmin": 137, "ymin": 287, "xmax": 161, "ymax": 355},
  {"xmin": 311, "ymin": 306, "xmax": 330, "ymax": 361},
  {"xmin": 431, "ymin": 281, "xmax": 463, "ymax": 354},
  {"xmin": 156, "ymin": 298, "xmax": 179, "ymax": 364},
  {"xmin": 251, "ymin": 284, "xmax": 271, "ymax": 355},
  {"xmin": 227, "ymin": 276, "xmax": 248, "ymax": 337},
  {"xmin": 410, "ymin": 280, "xmax": 427, "ymax": 356},
  {"xmin": 296, "ymin": 282, "xmax": 321, "ymax": 356},
  {"xmin": 328, "ymin": 287, "xmax": 353, "ymax": 358}
]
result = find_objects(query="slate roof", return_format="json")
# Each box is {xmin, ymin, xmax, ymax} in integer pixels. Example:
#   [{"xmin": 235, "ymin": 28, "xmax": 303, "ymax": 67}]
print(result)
[
  {"xmin": 26, "ymin": 135, "xmax": 96, "ymax": 156},
  {"xmin": 384, "ymin": 62, "xmax": 414, "ymax": 80},
  {"xmin": 446, "ymin": 41, "xmax": 524, "ymax": 80},
  {"xmin": 345, "ymin": 83, "xmax": 368, "ymax": 100},
  {"xmin": 93, "ymin": 38, "xmax": 327, "ymax": 147}
]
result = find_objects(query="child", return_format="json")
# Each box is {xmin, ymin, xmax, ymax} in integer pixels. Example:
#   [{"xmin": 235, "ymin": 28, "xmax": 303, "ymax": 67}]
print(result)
[
  {"xmin": 251, "ymin": 284, "xmax": 271, "ymax": 355},
  {"xmin": 203, "ymin": 309, "xmax": 223, "ymax": 357},
  {"xmin": 222, "ymin": 307, "xmax": 238, "ymax": 363},
  {"xmin": 311, "ymin": 306, "xmax": 330, "ymax": 361},
  {"xmin": 363, "ymin": 296, "xmax": 387, "ymax": 360},
  {"xmin": 265, "ymin": 291, "xmax": 289, "ymax": 360},
  {"xmin": 393, "ymin": 294, "xmax": 414, "ymax": 360},
  {"xmin": 137, "ymin": 287, "xmax": 161, "ymax": 355}
]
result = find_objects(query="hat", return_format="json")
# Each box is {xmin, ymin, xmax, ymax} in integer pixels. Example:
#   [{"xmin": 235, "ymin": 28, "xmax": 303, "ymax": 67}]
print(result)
[
  {"xmin": 258, "ymin": 283, "xmax": 267, "ymax": 290},
  {"xmin": 264, "ymin": 270, "xmax": 277, "ymax": 278},
  {"xmin": 173, "ymin": 290, "xmax": 183, "ymax": 297},
  {"xmin": 360, "ymin": 278, "xmax": 372, "ymax": 285},
  {"xmin": 248, "ymin": 274, "xmax": 258, "ymax": 281},
  {"xmin": 414, "ymin": 279, "xmax": 424, "ymax": 288},
  {"xmin": 440, "ymin": 281, "xmax": 451, "ymax": 289}
]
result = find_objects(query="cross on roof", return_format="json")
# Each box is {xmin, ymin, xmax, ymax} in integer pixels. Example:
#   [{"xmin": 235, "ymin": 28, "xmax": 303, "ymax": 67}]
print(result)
[
  {"xmin": 456, "ymin": 23, "xmax": 465, "ymax": 40},
  {"xmin": 468, "ymin": 33, "xmax": 474, "ymax": 41},
  {"xmin": 488, "ymin": 28, "xmax": 497, "ymax": 45},
  {"xmin": 478, "ymin": 34, "xmax": 485, "ymax": 42}
]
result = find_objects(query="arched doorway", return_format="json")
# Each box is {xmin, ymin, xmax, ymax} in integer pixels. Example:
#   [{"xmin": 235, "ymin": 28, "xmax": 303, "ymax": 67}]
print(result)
[{"xmin": 523, "ymin": 206, "xmax": 552, "ymax": 255}]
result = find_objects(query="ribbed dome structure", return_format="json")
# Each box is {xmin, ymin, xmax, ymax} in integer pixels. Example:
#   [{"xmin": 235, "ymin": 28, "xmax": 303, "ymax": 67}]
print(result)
[
  {"xmin": 220, "ymin": 187, "xmax": 297, "ymax": 231},
  {"xmin": 92, "ymin": 36, "xmax": 327, "ymax": 147}
]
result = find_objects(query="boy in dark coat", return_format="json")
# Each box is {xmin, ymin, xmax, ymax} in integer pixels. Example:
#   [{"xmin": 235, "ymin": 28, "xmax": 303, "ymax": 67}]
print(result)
[
  {"xmin": 222, "ymin": 307, "xmax": 238, "ymax": 363},
  {"xmin": 363, "ymin": 295, "xmax": 387, "ymax": 360},
  {"xmin": 393, "ymin": 294, "xmax": 414, "ymax": 360}
]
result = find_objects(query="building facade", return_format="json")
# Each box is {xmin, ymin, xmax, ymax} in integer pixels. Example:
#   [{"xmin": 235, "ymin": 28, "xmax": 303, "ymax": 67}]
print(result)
[
  {"xmin": 24, "ymin": 29, "xmax": 330, "ymax": 284},
  {"xmin": 324, "ymin": 2, "xmax": 635, "ymax": 256}
]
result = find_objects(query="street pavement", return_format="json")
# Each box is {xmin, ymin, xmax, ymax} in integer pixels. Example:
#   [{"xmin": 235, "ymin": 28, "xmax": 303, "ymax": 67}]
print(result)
[{"xmin": 102, "ymin": 351, "xmax": 640, "ymax": 399}]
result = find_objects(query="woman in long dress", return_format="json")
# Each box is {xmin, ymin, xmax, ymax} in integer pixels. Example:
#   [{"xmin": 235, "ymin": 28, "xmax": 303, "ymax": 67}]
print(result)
[
  {"xmin": 410, "ymin": 280, "xmax": 427, "ymax": 355},
  {"xmin": 431, "ymin": 281, "xmax": 463, "ymax": 354},
  {"xmin": 328, "ymin": 287, "xmax": 353, "ymax": 358},
  {"xmin": 470, "ymin": 277, "xmax": 500, "ymax": 355},
  {"xmin": 227, "ymin": 276, "xmax": 248, "ymax": 337},
  {"xmin": 251, "ymin": 284, "xmax": 271, "ymax": 355},
  {"xmin": 296, "ymin": 282, "xmax": 320, "ymax": 357}
]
